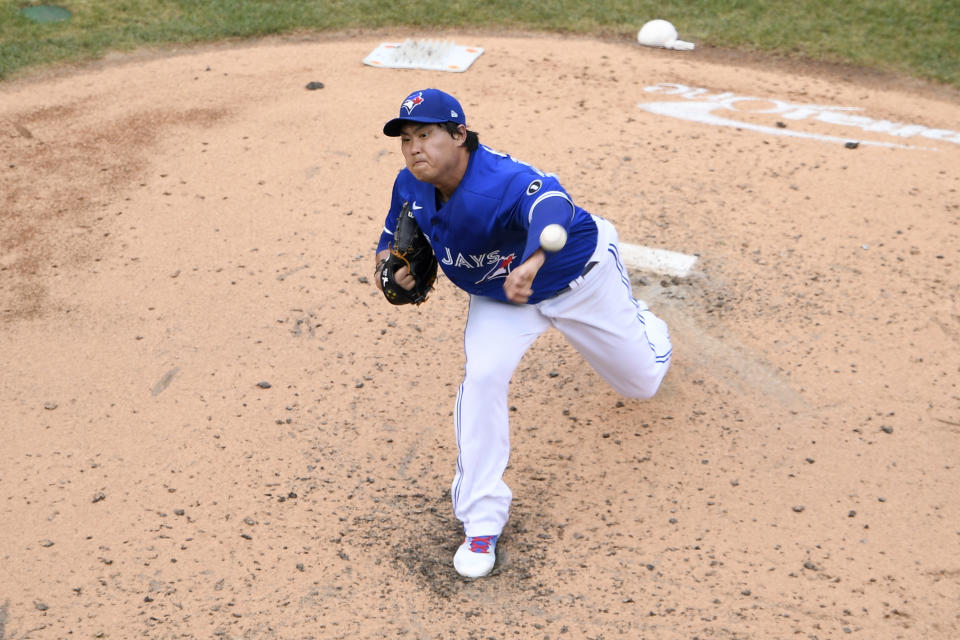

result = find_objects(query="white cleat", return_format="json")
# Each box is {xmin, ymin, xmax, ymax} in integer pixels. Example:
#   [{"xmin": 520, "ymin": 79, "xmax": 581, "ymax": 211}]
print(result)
[{"xmin": 453, "ymin": 535, "xmax": 498, "ymax": 578}]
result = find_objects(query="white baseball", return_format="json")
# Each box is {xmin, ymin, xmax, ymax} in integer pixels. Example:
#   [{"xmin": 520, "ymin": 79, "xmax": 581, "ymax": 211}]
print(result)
[{"xmin": 539, "ymin": 224, "xmax": 567, "ymax": 252}]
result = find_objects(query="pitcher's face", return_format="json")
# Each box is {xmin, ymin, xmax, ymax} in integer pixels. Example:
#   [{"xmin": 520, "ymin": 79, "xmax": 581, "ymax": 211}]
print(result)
[{"xmin": 399, "ymin": 123, "xmax": 466, "ymax": 185}]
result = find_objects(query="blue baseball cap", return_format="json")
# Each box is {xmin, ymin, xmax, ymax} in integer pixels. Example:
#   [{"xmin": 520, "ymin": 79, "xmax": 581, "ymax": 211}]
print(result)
[{"xmin": 383, "ymin": 88, "xmax": 466, "ymax": 137}]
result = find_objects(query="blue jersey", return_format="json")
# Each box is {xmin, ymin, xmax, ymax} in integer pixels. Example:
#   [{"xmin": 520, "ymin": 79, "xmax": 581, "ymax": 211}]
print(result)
[{"xmin": 377, "ymin": 145, "xmax": 598, "ymax": 304}]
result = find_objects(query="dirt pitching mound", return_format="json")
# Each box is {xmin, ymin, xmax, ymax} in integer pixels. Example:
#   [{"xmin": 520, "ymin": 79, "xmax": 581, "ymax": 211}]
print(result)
[{"xmin": 2, "ymin": 31, "xmax": 958, "ymax": 639}]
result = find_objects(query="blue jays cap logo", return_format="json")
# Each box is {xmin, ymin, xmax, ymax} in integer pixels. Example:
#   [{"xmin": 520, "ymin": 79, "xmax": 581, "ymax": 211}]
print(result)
[{"xmin": 402, "ymin": 92, "xmax": 425, "ymax": 115}]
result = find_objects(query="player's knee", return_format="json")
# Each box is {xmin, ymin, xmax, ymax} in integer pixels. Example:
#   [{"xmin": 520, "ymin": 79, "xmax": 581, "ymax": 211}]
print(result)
[
  {"xmin": 618, "ymin": 384, "xmax": 658, "ymax": 400},
  {"xmin": 463, "ymin": 359, "xmax": 512, "ymax": 392},
  {"xmin": 613, "ymin": 367, "xmax": 669, "ymax": 399}
]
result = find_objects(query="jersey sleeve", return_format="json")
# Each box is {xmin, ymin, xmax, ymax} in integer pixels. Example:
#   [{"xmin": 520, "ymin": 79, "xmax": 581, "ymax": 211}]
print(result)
[
  {"xmin": 376, "ymin": 175, "xmax": 406, "ymax": 253},
  {"xmin": 512, "ymin": 174, "xmax": 575, "ymax": 263}
]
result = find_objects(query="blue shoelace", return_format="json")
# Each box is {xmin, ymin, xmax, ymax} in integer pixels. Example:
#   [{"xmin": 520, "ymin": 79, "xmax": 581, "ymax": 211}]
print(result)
[{"xmin": 467, "ymin": 535, "xmax": 497, "ymax": 554}]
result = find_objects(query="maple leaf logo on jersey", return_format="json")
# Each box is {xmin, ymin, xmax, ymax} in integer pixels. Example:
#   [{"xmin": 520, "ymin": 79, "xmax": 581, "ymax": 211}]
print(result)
[
  {"xmin": 402, "ymin": 92, "xmax": 425, "ymax": 115},
  {"xmin": 475, "ymin": 253, "xmax": 516, "ymax": 284}
]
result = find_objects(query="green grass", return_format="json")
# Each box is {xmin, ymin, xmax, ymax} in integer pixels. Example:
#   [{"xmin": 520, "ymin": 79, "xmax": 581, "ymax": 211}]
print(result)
[{"xmin": 1, "ymin": 0, "xmax": 958, "ymax": 86}]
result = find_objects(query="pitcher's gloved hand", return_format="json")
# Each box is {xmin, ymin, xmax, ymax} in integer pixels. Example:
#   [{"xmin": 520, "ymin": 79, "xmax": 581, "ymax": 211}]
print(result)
[{"xmin": 377, "ymin": 201, "xmax": 438, "ymax": 305}]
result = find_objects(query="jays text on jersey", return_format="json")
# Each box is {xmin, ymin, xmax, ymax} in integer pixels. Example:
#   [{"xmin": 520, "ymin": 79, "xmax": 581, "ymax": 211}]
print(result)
[{"xmin": 377, "ymin": 144, "xmax": 599, "ymax": 304}]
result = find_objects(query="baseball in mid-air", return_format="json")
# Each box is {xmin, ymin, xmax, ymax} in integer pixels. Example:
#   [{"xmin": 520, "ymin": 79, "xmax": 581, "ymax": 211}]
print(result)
[{"xmin": 539, "ymin": 224, "xmax": 567, "ymax": 252}]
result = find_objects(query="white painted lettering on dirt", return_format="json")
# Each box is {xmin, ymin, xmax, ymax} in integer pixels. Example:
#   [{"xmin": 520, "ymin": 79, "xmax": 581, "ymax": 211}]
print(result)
[{"xmin": 639, "ymin": 83, "xmax": 960, "ymax": 149}]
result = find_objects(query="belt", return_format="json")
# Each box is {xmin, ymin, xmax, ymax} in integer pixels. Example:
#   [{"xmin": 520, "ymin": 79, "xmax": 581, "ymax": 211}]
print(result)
[{"xmin": 551, "ymin": 260, "xmax": 598, "ymax": 298}]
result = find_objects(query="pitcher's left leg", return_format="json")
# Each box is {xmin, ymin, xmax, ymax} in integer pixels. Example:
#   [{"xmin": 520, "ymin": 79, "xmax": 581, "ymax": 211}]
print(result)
[{"xmin": 544, "ymin": 241, "xmax": 672, "ymax": 399}]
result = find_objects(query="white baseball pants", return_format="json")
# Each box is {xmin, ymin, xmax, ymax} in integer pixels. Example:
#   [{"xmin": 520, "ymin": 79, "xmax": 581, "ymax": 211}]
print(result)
[{"xmin": 451, "ymin": 216, "xmax": 673, "ymax": 537}]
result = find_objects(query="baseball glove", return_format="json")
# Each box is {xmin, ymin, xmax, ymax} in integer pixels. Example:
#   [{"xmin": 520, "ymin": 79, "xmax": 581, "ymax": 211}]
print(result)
[{"xmin": 378, "ymin": 202, "xmax": 438, "ymax": 305}]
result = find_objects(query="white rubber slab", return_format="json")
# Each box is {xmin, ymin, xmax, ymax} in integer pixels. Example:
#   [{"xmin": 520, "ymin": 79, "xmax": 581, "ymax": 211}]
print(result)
[{"xmin": 620, "ymin": 243, "xmax": 698, "ymax": 277}]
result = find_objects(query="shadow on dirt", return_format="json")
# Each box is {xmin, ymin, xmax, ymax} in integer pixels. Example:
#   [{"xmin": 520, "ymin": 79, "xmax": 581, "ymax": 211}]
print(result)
[{"xmin": 353, "ymin": 485, "xmax": 562, "ymax": 600}]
